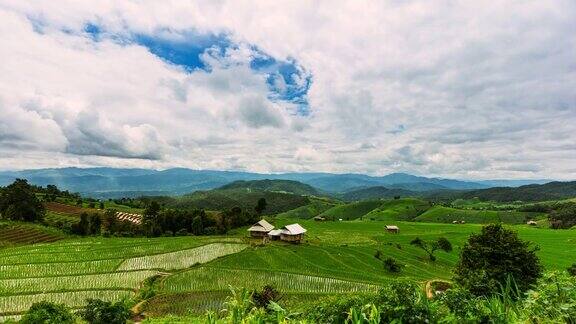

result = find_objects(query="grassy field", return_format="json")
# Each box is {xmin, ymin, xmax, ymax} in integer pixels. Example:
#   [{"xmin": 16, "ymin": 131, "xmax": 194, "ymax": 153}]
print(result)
[
  {"xmin": 415, "ymin": 206, "xmax": 545, "ymax": 224},
  {"xmin": 275, "ymin": 198, "xmax": 339, "ymax": 219},
  {"xmin": 0, "ymin": 217, "xmax": 573, "ymax": 318},
  {"xmin": 318, "ymin": 199, "xmax": 382, "ymax": 220},
  {"xmin": 362, "ymin": 198, "xmax": 431, "ymax": 221}
]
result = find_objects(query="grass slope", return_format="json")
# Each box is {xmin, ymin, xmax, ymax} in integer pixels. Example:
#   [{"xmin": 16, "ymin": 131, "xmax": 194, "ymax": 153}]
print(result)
[
  {"xmin": 219, "ymin": 179, "xmax": 320, "ymax": 196},
  {"xmin": 318, "ymin": 200, "xmax": 382, "ymax": 220},
  {"xmin": 362, "ymin": 198, "xmax": 431, "ymax": 221},
  {"xmin": 415, "ymin": 206, "xmax": 545, "ymax": 224},
  {"xmin": 342, "ymin": 186, "xmax": 416, "ymax": 201},
  {"xmin": 275, "ymin": 199, "xmax": 339, "ymax": 219},
  {"xmin": 168, "ymin": 188, "xmax": 310, "ymax": 214}
]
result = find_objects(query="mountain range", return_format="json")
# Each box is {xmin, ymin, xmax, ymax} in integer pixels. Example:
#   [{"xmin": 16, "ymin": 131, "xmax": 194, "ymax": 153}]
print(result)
[{"xmin": 0, "ymin": 167, "xmax": 553, "ymax": 198}]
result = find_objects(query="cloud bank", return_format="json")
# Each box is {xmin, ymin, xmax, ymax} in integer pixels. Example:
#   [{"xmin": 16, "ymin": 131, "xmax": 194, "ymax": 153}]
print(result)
[{"xmin": 0, "ymin": 0, "xmax": 574, "ymax": 179}]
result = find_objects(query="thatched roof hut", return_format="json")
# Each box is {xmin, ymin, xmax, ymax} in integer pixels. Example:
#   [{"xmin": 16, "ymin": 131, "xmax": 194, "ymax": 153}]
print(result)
[
  {"xmin": 385, "ymin": 225, "xmax": 399, "ymax": 233},
  {"xmin": 248, "ymin": 219, "xmax": 274, "ymax": 237}
]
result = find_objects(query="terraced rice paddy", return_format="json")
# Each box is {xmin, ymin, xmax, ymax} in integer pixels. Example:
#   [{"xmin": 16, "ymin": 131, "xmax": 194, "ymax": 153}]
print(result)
[
  {"xmin": 1, "ymin": 218, "xmax": 574, "ymax": 318},
  {"xmin": 162, "ymin": 267, "xmax": 380, "ymax": 293},
  {"xmin": 118, "ymin": 243, "xmax": 247, "ymax": 270},
  {"xmin": 0, "ymin": 223, "xmax": 62, "ymax": 247},
  {"xmin": 0, "ymin": 236, "xmax": 244, "ymax": 316}
]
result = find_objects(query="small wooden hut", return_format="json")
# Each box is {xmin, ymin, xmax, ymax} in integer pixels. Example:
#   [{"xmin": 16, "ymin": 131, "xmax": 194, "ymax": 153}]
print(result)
[
  {"xmin": 248, "ymin": 219, "xmax": 274, "ymax": 237},
  {"xmin": 385, "ymin": 225, "xmax": 399, "ymax": 234},
  {"xmin": 267, "ymin": 229, "xmax": 283, "ymax": 240},
  {"xmin": 527, "ymin": 220, "xmax": 537, "ymax": 226},
  {"xmin": 279, "ymin": 223, "xmax": 307, "ymax": 243}
]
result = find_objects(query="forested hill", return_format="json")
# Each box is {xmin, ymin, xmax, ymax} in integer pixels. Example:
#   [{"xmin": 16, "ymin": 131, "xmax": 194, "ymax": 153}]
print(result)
[
  {"xmin": 342, "ymin": 186, "xmax": 416, "ymax": 201},
  {"xmin": 461, "ymin": 181, "xmax": 576, "ymax": 202},
  {"xmin": 218, "ymin": 179, "xmax": 320, "ymax": 196},
  {"xmin": 166, "ymin": 188, "xmax": 310, "ymax": 215}
]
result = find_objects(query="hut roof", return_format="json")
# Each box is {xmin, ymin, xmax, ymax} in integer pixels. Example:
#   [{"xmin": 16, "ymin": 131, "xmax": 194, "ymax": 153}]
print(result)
[
  {"xmin": 385, "ymin": 225, "xmax": 399, "ymax": 230},
  {"xmin": 248, "ymin": 219, "xmax": 274, "ymax": 232},
  {"xmin": 282, "ymin": 223, "xmax": 307, "ymax": 235},
  {"xmin": 268, "ymin": 229, "xmax": 283, "ymax": 236}
]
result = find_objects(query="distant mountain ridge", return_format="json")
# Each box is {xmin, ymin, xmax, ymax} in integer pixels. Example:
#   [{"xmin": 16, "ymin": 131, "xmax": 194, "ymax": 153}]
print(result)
[
  {"xmin": 460, "ymin": 181, "xmax": 576, "ymax": 202},
  {"xmin": 218, "ymin": 179, "xmax": 320, "ymax": 196},
  {"xmin": 341, "ymin": 186, "xmax": 416, "ymax": 201},
  {"xmin": 0, "ymin": 167, "xmax": 555, "ymax": 198}
]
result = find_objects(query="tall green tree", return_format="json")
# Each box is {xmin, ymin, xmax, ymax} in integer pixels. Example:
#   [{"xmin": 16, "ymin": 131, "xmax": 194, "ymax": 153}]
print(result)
[
  {"xmin": 255, "ymin": 198, "xmax": 267, "ymax": 215},
  {"xmin": 410, "ymin": 237, "xmax": 452, "ymax": 261},
  {"xmin": 453, "ymin": 224, "xmax": 542, "ymax": 297},
  {"xmin": 0, "ymin": 179, "xmax": 45, "ymax": 222}
]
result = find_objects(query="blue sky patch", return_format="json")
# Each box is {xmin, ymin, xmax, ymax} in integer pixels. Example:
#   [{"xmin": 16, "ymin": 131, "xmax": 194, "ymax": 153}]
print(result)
[{"xmin": 64, "ymin": 22, "xmax": 312, "ymax": 113}]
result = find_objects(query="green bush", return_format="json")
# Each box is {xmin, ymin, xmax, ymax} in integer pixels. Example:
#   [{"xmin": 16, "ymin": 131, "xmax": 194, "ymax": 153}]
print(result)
[
  {"xmin": 375, "ymin": 281, "xmax": 436, "ymax": 323},
  {"xmin": 568, "ymin": 263, "xmax": 576, "ymax": 276},
  {"xmin": 522, "ymin": 272, "xmax": 576, "ymax": 322},
  {"xmin": 78, "ymin": 298, "xmax": 132, "ymax": 324},
  {"xmin": 383, "ymin": 257, "xmax": 403, "ymax": 273},
  {"xmin": 454, "ymin": 224, "xmax": 542, "ymax": 297},
  {"xmin": 20, "ymin": 301, "xmax": 75, "ymax": 324},
  {"xmin": 306, "ymin": 293, "xmax": 376, "ymax": 323}
]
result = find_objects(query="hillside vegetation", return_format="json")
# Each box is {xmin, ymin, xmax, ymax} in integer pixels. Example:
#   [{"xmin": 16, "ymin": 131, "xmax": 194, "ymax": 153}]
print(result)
[
  {"xmin": 219, "ymin": 179, "xmax": 320, "ymax": 196},
  {"xmin": 342, "ymin": 186, "xmax": 416, "ymax": 201},
  {"xmin": 461, "ymin": 181, "xmax": 576, "ymax": 202},
  {"xmin": 318, "ymin": 199, "xmax": 382, "ymax": 220},
  {"xmin": 362, "ymin": 198, "xmax": 431, "ymax": 221},
  {"xmin": 167, "ymin": 188, "xmax": 310, "ymax": 215},
  {"xmin": 275, "ymin": 198, "xmax": 339, "ymax": 219},
  {"xmin": 415, "ymin": 206, "xmax": 545, "ymax": 224}
]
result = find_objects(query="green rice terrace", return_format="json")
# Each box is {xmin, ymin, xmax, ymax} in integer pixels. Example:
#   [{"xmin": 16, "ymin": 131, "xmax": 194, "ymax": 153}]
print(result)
[
  {"xmin": 0, "ymin": 178, "xmax": 576, "ymax": 322},
  {"xmin": 0, "ymin": 218, "xmax": 574, "ymax": 320}
]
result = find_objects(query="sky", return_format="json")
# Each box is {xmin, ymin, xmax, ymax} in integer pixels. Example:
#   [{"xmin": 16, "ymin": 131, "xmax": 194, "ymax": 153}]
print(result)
[{"xmin": 0, "ymin": 1, "xmax": 575, "ymax": 180}]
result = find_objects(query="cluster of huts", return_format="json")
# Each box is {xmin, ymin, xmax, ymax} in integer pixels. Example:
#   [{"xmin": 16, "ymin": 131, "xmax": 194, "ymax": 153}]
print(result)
[
  {"xmin": 248, "ymin": 220, "xmax": 307, "ymax": 243},
  {"xmin": 116, "ymin": 212, "xmax": 142, "ymax": 225}
]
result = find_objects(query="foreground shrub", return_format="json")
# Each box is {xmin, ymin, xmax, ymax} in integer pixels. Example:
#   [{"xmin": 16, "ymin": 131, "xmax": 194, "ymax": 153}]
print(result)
[
  {"xmin": 78, "ymin": 298, "xmax": 132, "ymax": 324},
  {"xmin": 383, "ymin": 257, "xmax": 403, "ymax": 273},
  {"xmin": 19, "ymin": 301, "xmax": 74, "ymax": 324},
  {"xmin": 375, "ymin": 280, "xmax": 436, "ymax": 323},
  {"xmin": 454, "ymin": 224, "xmax": 542, "ymax": 297},
  {"xmin": 568, "ymin": 263, "xmax": 576, "ymax": 276},
  {"xmin": 306, "ymin": 293, "xmax": 376, "ymax": 323},
  {"xmin": 522, "ymin": 272, "xmax": 576, "ymax": 322},
  {"xmin": 410, "ymin": 237, "xmax": 452, "ymax": 261},
  {"xmin": 252, "ymin": 285, "xmax": 282, "ymax": 309}
]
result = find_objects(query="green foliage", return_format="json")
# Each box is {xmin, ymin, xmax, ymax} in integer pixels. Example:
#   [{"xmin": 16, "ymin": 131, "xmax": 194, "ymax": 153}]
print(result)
[
  {"xmin": 549, "ymin": 202, "xmax": 576, "ymax": 229},
  {"xmin": 568, "ymin": 263, "xmax": 576, "ymax": 276},
  {"xmin": 79, "ymin": 298, "xmax": 132, "ymax": 324},
  {"xmin": 20, "ymin": 301, "xmax": 75, "ymax": 324},
  {"xmin": 251, "ymin": 285, "xmax": 282, "ymax": 309},
  {"xmin": 454, "ymin": 224, "xmax": 543, "ymax": 296},
  {"xmin": 382, "ymin": 257, "xmax": 402, "ymax": 273},
  {"xmin": 255, "ymin": 198, "xmax": 267, "ymax": 214},
  {"xmin": 410, "ymin": 237, "xmax": 452, "ymax": 261},
  {"xmin": 0, "ymin": 179, "xmax": 45, "ymax": 222},
  {"xmin": 522, "ymin": 272, "xmax": 576, "ymax": 322},
  {"xmin": 306, "ymin": 293, "xmax": 376, "ymax": 323}
]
